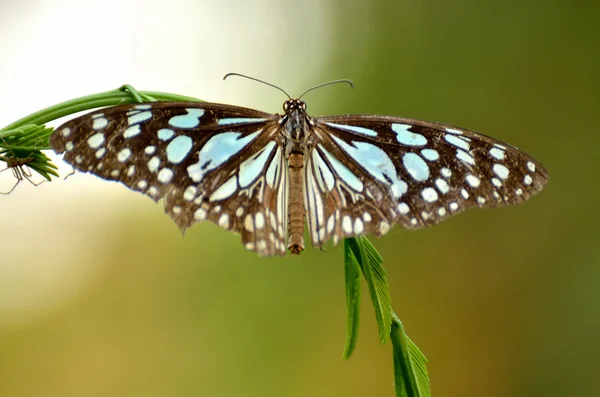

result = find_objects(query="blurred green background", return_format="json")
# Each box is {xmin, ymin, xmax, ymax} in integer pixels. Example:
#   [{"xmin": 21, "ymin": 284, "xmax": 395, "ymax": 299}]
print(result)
[{"xmin": 0, "ymin": 0, "xmax": 598, "ymax": 396}]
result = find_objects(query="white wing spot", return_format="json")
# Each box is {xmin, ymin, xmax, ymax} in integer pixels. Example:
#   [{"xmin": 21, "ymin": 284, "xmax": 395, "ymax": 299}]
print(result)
[
  {"xmin": 127, "ymin": 165, "xmax": 136, "ymax": 176},
  {"xmin": 435, "ymin": 178, "xmax": 450, "ymax": 194},
  {"xmin": 461, "ymin": 189, "xmax": 469, "ymax": 199},
  {"xmin": 137, "ymin": 180, "xmax": 148, "ymax": 190},
  {"xmin": 110, "ymin": 169, "xmax": 120, "ymax": 177},
  {"xmin": 157, "ymin": 168, "xmax": 174, "ymax": 184},
  {"xmin": 218, "ymin": 214, "xmax": 230, "ymax": 229},
  {"xmin": 477, "ymin": 196, "xmax": 486, "ymax": 204},
  {"xmin": 194, "ymin": 208, "xmax": 207, "ymax": 221},
  {"xmin": 255, "ymin": 212, "xmax": 265, "ymax": 229},
  {"xmin": 524, "ymin": 175, "xmax": 533, "ymax": 185},
  {"xmin": 87, "ymin": 133, "xmax": 105, "ymax": 149},
  {"xmin": 342, "ymin": 216, "xmax": 352, "ymax": 234},
  {"xmin": 438, "ymin": 207, "xmax": 447, "ymax": 217},
  {"xmin": 183, "ymin": 186, "xmax": 197, "ymax": 201},
  {"xmin": 145, "ymin": 146, "xmax": 156, "ymax": 155},
  {"xmin": 449, "ymin": 202, "xmax": 459, "ymax": 211},
  {"xmin": 244, "ymin": 214, "xmax": 254, "ymax": 232},
  {"xmin": 421, "ymin": 187, "xmax": 439, "ymax": 203},
  {"xmin": 363, "ymin": 212, "xmax": 372, "ymax": 223},
  {"xmin": 147, "ymin": 156, "xmax": 160, "ymax": 173},
  {"xmin": 61, "ymin": 128, "xmax": 71, "ymax": 137},
  {"xmin": 441, "ymin": 167, "xmax": 452, "ymax": 178},
  {"xmin": 379, "ymin": 221, "xmax": 390, "ymax": 235},
  {"xmin": 236, "ymin": 207, "xmax": 244, "ymax": 217},
  {"xmin": 515, "ymin": 188, "xmax": 523, "ymax": 195},
  {"xmin": 118, "ymin": 148, "xmax": 132, "ymax": 163},
  {"xmin": 148, "ymin": 186, "xmax": 158, "ymax": 196},
  {"xmin": 397, "ymin": 202, "xmax": 410, "ymax": 215},
  {"xmin": 527, "ymin": 162, "xmax": 536, "ymax": 172},
  {"xmin": 95, "ymin": 148, "xmax": 106, "ymax": 159},
  {"xmin": 491, "ymin": 177, "xmax": 502, "ymax": 187},
  {"xmin": 65, "ymin": 141, "xmax": 74, "ymax": 151},
  {"xmin": 354, "ymin": 218, "xmax": 364, "ymax": 234},
  {"xmin": 93, "ymin": 117, "xmax": 108, "ymax": 130},
  {"xmin": 466, "ymin": 174, "xmax": 480, "ymax": 188}
]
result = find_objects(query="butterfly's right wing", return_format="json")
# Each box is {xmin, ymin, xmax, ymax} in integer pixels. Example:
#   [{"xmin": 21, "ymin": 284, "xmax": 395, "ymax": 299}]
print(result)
[{"xmin": 50, "ymin": 102, "xmax": 289, "ymax": 256}]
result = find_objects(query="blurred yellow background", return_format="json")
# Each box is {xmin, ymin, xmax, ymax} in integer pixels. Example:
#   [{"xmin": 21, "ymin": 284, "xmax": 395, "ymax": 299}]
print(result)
[{"xmin": 0, "ymin": 0, "xmax": 598, "ymax": 396}]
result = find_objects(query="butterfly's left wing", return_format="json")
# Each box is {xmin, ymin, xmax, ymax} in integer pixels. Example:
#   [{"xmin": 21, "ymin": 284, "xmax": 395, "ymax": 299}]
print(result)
[
  {"xmin": 50, "ymin": 102, "xmax": 290, "ymax": 256},
  {"xmin": 304, "ymin": 115, "xmax": 548, "ymax": 248}
]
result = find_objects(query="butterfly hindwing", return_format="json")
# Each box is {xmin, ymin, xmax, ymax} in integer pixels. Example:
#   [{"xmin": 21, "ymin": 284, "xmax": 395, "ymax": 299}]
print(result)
[
  {"xmin": 303, "ymin": 115, "xmax": 548, "ymax": 244},
  {"xmin": 50, "ymin": 102, "xmax": 290, "ymax": 255}
]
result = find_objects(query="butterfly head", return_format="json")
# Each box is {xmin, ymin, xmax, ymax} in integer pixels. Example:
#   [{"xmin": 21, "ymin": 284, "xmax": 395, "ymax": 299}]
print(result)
[{"xmin": 282, "ymin": 99, "xmax": 310, "ymax": 152}]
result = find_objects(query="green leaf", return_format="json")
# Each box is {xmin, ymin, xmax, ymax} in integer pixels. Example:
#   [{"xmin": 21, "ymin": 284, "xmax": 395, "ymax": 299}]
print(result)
[
  {"xmin": 391, "ymin": 315, "xmax": 430, "ymax": 397},
  {"xmin": 347, "ymin": 237, "xmax": 392, "ymax": 344},
  {"xmin": 343, "ymin": 238, "xmax": 362, "ymax": 359}
]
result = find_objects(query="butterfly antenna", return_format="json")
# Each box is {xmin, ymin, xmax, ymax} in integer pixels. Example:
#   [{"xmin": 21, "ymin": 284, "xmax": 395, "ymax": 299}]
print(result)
[
  {"xmin": 223, "ymin": 73, "xmax": 292, "ymax": 100},
  {"xmin": 298, "ymin": 79, "xmax": 354, "ymax": 99}
]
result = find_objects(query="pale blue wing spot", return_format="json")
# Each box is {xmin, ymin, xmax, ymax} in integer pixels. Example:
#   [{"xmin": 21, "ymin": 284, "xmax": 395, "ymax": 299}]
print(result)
[
  {"xmin": 456, "ymin": 149, "xmax": 475, "ymax": 165},
  {"xmin": 128, "ymin": 111, "xmax": 152, "ymax": 125},
  {"xmin": 312, "ymin": 150, "xmax": 335, "ymax": 191},
  {"xmin": 402, "ymin": 153, "xmax": 430, "ymax": 182},
  {"xmin": 318, "ymin": 144, "xmax": 363, "ymax": 192},
  {"xmin": 123, "ymin": 125, "xmax": 141, "ymax": 138},
  {"xmin": 217, "ymin": 117, "xmax": 267, "ymax": 126},
  {"xmin": 238, "ymin": 141, "xmax": 276, "ymax": 188},
  {"xmin": 392, "ymin": 124, "xmax": 427, "ymax": 146},
  {"xmin": 493, "ymin": 163, "xmax": 510, "ymax": 179},
  {"xmin": 158, "ymin": 128, "xmax": 175, "ymax": 141},
  {"xmin": 168, "ymin": 108, "xmax": 205, "ymax": 129},
  {"xmin": 187, "ymin": 130, "xmax": 261, "ymax": 183},
  {"xmin": 444, "ymin": 134, "xmax": 470, "ymax": 151},
  {"xmin": 325, "ymin": 122, "xmax": 378, "ymax": 137},
  {"xmin": 421, "ymin": 148, "xmax": 439, "ymax": 161},
  {"xmin": 489, "ymin": 147, "xmax": 505, "ymax": 160},
  {"xmin": 330, "ymin": 136, "xmax": 407, "ymax": 198},
  {"xmin": 445, "ymin": 128, "xmax": 463, "ymax": 135},
  {"xmin": 265, "ymin": 147, "xmax": 282, "ymax": 188},
  {"xmin": 209, "ymin": 175, "xmax": 238, "ymax": 202},
  {"xmin": 166, "ymin": 135, "xmax": 194, "ymax": 164}
]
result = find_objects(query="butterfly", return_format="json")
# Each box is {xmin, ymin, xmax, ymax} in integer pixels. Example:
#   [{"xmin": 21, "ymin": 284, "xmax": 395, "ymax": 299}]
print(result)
[{"xmin": 50, "ymin": 75, "xmax": 548, "ymax": 256}]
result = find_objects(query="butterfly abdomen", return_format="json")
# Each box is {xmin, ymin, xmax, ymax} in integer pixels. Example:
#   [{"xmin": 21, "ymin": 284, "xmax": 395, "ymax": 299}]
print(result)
[{"xmin": 287, "ymin": 153, "xmax": 305, "ymax": 254}]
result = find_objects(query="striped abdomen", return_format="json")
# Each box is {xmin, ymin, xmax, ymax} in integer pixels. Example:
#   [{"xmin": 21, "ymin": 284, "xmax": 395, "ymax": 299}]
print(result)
[{"xmin": 287, "ymin": 153, "xmax": 305, "ymax": 254}]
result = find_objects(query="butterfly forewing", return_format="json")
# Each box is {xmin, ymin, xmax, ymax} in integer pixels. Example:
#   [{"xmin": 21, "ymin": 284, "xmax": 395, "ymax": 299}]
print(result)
[
  {"xmin": 308, "ymin": 115, "xmax": 548, "ymax": 242},
  {"xmin": 50, "ymin": 102, "xmax": 290, "ymax": 256}
]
